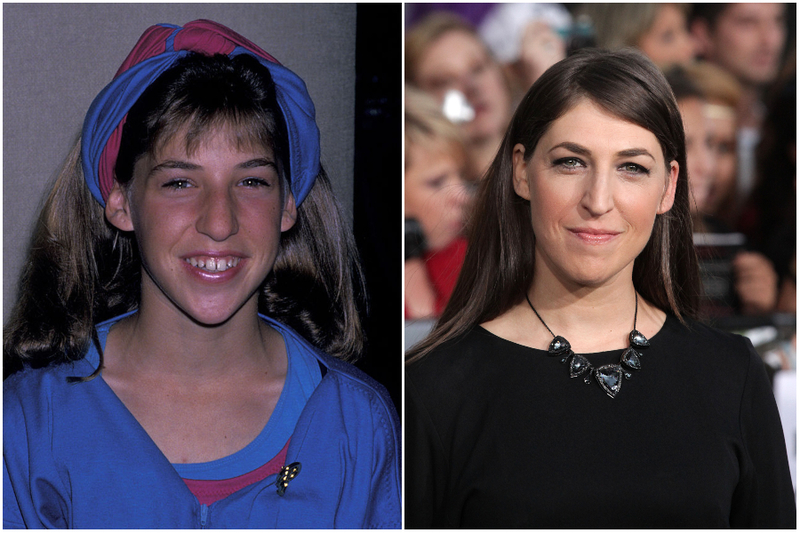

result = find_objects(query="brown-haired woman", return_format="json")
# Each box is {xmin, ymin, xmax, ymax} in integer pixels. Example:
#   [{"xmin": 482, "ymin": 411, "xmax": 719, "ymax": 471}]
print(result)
[{"xmin": 405, "ymin": 48, "xmax": 794, "ymax": 528}]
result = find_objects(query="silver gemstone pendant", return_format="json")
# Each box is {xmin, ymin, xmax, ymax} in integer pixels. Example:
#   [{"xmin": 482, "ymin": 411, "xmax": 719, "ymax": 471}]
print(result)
[
  {"xmin": 620, "ymin": 346, "xmax": 642, "ymax": 370},
  {"xmin": 569, "ymin": 353, "xmax": 591, "ymax": 378},
  {"xmin": 595, "ymin": 365, "xmax": 623, "ymax": 398},
  {"xmin": 630, "ymin": 329, "xmax": 650, "ymax": 347},
  {"xmin": 548, "ymin": 336, "xmax": 571, "ymax": 355}
]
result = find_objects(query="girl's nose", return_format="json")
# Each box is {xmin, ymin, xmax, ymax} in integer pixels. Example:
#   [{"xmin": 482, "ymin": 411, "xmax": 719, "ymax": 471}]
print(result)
[{"xmin": 196, "ymin": 188, "xmax": 239, "ymax": 241}]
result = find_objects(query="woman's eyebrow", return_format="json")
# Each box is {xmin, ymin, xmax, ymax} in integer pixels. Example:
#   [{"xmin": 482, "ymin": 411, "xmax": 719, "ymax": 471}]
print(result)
[
  {"xmin": 548, "ymin": 142, "xmax": 591, "ymax": 156},
  {"xmin": 548, "ymin": 143, "xmax": 656, "ymax": 162},
  {"xmin": 616, "ymin": 148, "xmax": 656, "ymax": 161}
]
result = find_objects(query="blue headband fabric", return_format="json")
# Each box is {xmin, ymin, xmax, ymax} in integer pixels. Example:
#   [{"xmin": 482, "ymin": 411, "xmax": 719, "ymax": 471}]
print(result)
[{"xmin": 81, "ymin": 20, "xmax": 320, "ymax": 206}]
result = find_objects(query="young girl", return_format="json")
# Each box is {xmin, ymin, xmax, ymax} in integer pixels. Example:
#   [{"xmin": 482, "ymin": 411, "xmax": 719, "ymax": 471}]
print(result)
[{"xmin": 4, "ymin": 20, "xmax": 400, "ymax": 528}]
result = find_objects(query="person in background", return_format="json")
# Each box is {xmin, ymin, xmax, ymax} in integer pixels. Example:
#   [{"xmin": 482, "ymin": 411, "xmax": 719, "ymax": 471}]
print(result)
[
  {"xmin": 405, "ymin": 86, "xmax": 471, "ymax": 320},
  {"xmin": 683, "ymin": 61, "xmax": 744, "ymax": 227},
  {"xmin": 666, "ymin": 65, "xmax": 778, "ymax": 317},
  {"xmin": 406, "ymin": 12, "xmax": 513, "ymax": 182},
  {"xmin": 689, "ymin": 3, "xmax": 788, "ymax": 202},
  {"xmin": 578, "ymin": 3, "xmax": 695, "ymax": 69},
  {"xmin": 479, "ymin": 3, "xmax": 572, "ymax": 102},
  {"xmin": 737, "ymin": 63, "xmax": 796, "ymax": 315}
]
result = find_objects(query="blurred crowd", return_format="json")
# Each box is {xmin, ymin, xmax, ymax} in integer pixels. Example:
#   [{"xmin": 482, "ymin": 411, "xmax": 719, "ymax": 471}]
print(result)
[{"xmin": 404, "ymin": 4, "xmax": 796, "ymax": 356}]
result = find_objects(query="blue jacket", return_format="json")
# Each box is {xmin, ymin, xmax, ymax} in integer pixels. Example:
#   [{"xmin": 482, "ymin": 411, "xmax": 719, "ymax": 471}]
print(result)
[{"xmin": 4, "ymin": 315, "xmax": 401, "ymax": 528}]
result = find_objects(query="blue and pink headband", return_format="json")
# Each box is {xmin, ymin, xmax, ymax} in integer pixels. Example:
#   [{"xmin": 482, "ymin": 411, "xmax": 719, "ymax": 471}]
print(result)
[{"xmin": 81, "ymin": 19, "xmax": 320, "ymax": 206}]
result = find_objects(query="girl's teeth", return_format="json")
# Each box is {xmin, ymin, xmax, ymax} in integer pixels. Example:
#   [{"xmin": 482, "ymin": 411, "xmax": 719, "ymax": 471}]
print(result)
[{"xmin": 186, "ymin": 257, "xmax": 239, "ymax": 272}]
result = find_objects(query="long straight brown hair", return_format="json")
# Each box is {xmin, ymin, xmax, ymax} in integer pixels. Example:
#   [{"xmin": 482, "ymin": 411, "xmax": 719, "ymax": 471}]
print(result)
[{"xmin": 407, "ymin": 48, "xmax": 701, "ymax": 363}]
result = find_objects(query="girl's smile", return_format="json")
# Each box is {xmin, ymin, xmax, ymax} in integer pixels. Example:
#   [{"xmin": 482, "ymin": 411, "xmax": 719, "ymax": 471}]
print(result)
[{"xmin": 105, "ymin": 126, "xmax": 296, "ymax": 326}]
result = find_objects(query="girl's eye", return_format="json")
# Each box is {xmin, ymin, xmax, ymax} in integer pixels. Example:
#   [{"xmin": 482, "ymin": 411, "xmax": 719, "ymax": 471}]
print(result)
[
  {"xmin": 240, "ymin": 177, "xmax": 271, "ymax": 188},
  {"xmin": 163, "ymin": 179, "xmax": 192, "ymax": 190},
  {"xmin": 620, "ymin": 163, "xmax": 650, "ymax": 175}
]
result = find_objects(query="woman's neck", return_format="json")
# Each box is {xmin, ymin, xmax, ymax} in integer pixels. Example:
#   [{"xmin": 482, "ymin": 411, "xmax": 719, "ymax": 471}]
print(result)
[
  {"xmin": 482, "ymin": 263, "xmax": 666, "ymax": 354},
  {"xmin": 528, "ymin": 276, "xmax": 637, "ymax": 351}
]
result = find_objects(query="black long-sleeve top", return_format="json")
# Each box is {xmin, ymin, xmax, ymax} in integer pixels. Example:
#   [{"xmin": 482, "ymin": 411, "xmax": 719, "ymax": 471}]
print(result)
[{"xmin": 406, "ymin": 315, "xmax": 796, "ymax": 528}]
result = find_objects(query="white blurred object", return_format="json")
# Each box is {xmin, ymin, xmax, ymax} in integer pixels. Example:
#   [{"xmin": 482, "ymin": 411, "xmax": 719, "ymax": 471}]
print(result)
[
  {"xmin": 479, "ymin": 3, "xmax": 572, "ymax": 63},
  {"xmin": 405, "ymin": 319, "xmax": 436, "ymax": 352},
  {"xmin": 442, "ymin": 90, "xmax": 475, "ymax": 124},
  {"xmin": 773, "ymin": 370, "xmax": 796, "ymax": 490},
  {"xmin": 740, "ymin": 325, "xmax": 778, "ymax": 348}
]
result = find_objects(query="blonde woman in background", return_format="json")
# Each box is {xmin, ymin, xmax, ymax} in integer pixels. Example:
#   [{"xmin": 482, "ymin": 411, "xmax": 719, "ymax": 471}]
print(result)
[{"xmin": 405, "ymin": 86, "xmax": 471, "ymax": 320}]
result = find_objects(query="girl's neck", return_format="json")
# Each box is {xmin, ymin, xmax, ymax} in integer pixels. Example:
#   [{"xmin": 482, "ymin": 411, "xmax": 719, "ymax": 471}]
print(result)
[{"xmin": 107, "ymin": 296, "xmax": 279, "ymax": 380}]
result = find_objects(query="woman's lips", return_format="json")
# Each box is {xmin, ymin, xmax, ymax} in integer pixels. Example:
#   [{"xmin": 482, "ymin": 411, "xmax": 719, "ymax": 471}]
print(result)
[{"xmin": 569, "ymin": 229, "xmax": 621, "ymax": 244}]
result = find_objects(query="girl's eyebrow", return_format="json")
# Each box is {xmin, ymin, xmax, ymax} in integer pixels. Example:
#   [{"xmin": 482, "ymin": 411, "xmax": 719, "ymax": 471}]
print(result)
[
  {"xmin": 148, "ymin": 160, "xmax": 200, "ymax": 176},
  {"xmin": 147, "ymin": 157, "xmax": 276, "ymax": 177},
  {"xmin": 238, "ymin": 157, "xmax": 276, "ymax": 169}
]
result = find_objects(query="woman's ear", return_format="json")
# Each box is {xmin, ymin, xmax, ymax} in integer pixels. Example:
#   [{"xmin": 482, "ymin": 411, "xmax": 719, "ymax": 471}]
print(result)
[
  {"xmin": 105, "ymin": 181, "xmax": 134, "ymax": 231},
  {"xmin": 512, "ymin": 144, "xmax": 531, "ymax": 200},
  {"xmin": 281, "ymin": 191, "xmax": 297, "ymax": 232},
  {"xmin": 657, "ymin": 160, "xmax": 680, "ymax": 214}
]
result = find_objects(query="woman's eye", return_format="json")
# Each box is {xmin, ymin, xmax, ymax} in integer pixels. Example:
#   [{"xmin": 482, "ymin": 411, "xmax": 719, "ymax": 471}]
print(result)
[
  {"xmin": 554, "ymin": 157, "xmax": 583, "ymax": 169},
  {"xmin": 620, "ymin": 163, "xmax": 649, "ymax": 175}
]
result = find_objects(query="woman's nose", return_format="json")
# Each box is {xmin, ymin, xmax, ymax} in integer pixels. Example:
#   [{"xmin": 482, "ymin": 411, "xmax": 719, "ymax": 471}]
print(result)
[
  {"xmin": 580, "ymin": 171, "xmax": 614, "ymax": 217},
  {"xmin": 195, "ymin": 188, "xmax": 239, "ymax": 241}
]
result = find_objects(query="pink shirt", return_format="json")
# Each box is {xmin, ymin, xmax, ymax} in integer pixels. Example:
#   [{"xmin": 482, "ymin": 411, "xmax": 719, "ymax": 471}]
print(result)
[{"xmin": 182, "ymin": 439, "xmax": 289, "ymax": 505}]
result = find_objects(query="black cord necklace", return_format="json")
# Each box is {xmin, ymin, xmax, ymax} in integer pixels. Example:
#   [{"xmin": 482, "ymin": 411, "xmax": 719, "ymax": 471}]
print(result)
[{"xmin": 525, "ymin": 292, "xmax": 650, "ymax": 398}]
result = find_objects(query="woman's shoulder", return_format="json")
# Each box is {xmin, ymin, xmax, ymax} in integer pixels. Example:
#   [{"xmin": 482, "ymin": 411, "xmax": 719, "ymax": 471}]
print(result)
[
  {"xmin": 407, "ymin": 325, "xmax": 506, "ymax": 370},
  {"xmin": 405, "ymin": 325, "xmax": 517, "ymax": 401},
  {"xmin": 662, "ymin": 314, "xmax": 755, "ymax": 356},
  {"xmin": 659, "ymin": 314, "xmax": 761, "ymax": 382}
]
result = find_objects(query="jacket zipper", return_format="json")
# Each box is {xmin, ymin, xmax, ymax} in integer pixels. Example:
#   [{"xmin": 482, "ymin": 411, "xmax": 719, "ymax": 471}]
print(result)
[{"xmin": 199, "ymin": 504, "xmax": 209, "ymax": 528}]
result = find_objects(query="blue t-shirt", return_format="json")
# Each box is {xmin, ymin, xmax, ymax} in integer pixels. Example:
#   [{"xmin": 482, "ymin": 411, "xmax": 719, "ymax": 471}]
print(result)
[{"xmin": 171, "ymin": 327, "xmax": 322, "ymax": 480}]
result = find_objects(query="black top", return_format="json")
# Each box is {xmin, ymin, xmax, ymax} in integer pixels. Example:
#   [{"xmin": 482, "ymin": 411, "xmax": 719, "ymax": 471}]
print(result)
[{"xmin": 405, "ymin": 315, "xmax": 796, "ymax": 528}]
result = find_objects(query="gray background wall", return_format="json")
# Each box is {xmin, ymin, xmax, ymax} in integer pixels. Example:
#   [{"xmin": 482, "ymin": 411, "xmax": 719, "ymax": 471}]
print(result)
[{"xmin": 3, "ymin": 3, "xmax": 357, "ymax": 319}]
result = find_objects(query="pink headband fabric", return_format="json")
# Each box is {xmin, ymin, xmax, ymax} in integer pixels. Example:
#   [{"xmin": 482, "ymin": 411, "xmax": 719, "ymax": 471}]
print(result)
[{"xmin": 82, "ymin": 20, "xmax": 320, "ymax": 206}]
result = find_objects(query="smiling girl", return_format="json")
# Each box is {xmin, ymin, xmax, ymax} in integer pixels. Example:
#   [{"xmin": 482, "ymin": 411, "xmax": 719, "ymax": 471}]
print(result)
[
  {"xmin": 4, "ymin": 20, "xmax": 399, "ymax": 528},
  {"xmin": 405, "ymin": 48, "xmax": 794, "ymax": 528}
]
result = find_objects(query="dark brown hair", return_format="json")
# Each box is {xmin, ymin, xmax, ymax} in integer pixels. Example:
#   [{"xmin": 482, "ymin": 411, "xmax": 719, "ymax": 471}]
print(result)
[
  {"xmin": 407, "ymin": 48, "xmax": 701, "ymax": 363},
  {"xmin": 5, "ymin": 53, "xmax": 365, "ymax": 379}
]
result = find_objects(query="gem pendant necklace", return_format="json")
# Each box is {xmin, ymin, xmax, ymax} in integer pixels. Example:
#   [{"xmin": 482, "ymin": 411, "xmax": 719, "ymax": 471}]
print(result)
[{"xmin": 525, "ymin": 292, "xmax": 650, "ymax": 398}]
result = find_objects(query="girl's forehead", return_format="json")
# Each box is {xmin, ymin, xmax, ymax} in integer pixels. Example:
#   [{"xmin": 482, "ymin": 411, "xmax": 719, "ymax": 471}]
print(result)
[{"xmin": 154, "ymin": 121, "xmax": 272, "ymax": 159}]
